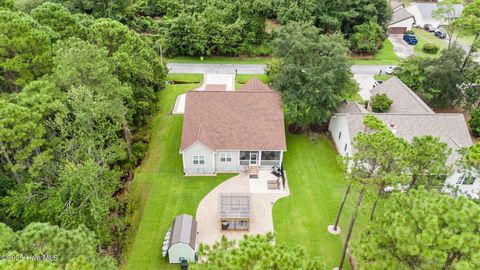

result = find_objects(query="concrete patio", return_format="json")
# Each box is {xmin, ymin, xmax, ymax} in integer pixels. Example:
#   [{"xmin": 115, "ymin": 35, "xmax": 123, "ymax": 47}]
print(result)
[{"xmin": 195, "ymin": 172, "xmax": 289, "ymax": 246}]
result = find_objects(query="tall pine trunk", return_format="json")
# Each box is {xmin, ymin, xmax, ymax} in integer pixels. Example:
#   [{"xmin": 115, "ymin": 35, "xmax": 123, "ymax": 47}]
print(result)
[
  {"xmin": 370, "ymin": 180, "xmax": 385, "ymax": 221},
  {"xmin": 461, "ymin": 32, "xmax": 480, "ymax": 72},
  {"xmin": 334, "ymin": 182, "xmax": 351, "ymax": 230},
  {"xmin": 338, "ymin": 187, "xmax": 365, "ymax": 270}
]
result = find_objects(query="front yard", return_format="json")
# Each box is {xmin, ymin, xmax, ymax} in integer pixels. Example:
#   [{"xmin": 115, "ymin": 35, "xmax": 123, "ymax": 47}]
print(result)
[{"xmin": 413, "ymin": 28, "xmax": 448, "ymax": 58}]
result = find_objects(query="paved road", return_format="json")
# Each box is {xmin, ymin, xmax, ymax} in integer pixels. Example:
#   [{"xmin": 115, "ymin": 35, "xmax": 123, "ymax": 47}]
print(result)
[{"xmin": 167, "ymin": 63, "xmax": 393, "ymax": 75}]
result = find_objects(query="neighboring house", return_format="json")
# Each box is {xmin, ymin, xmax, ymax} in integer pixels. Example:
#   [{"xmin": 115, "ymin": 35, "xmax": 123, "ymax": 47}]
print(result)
[
  {"xmin": 389, "ymin": 1, "xmax": 416, "ymax": 34},
  {"xmin": 180, "ymin": 78, "xmax": 287, "ymax": 175},
  {"xmin": 329, "ymin": 77, "xmax": 478, "ymax": 198},
  {"xmin": 406, "ymin": 2, "xmax": 464, "ymax": 28}
]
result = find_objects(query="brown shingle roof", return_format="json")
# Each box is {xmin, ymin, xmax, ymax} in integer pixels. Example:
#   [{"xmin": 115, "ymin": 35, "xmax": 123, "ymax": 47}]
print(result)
[
  {"xmin": 239, "ymin": 78, "xmax": 273, "ymax": 92},
  {"xmin": 204, "ymin": 84, "xmax": 227, "ymax": 91},
  {"xmin": 181, "ymin": 90, "xmax": 286, "ymax": 151},
  {"xmin": 370, "ymin": 77, "xmax": 434, "ymax": 114}
]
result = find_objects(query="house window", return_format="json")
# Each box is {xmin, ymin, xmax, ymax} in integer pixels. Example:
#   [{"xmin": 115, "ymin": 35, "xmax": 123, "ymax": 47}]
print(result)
[
  {"xmin": 240, "ymin": 151, "xmax": 258, "ymax": 165},
  {"xmin": 344, "ymin": 144, "xmax": 348, "ymax": 152},
  {"xmin": 220, "ymin": 153, "xmax": 232, "ymax": 162},
  {"xmin": 338, "ymin": 131, "xmax": 342, "ymax": 140},
  {"xmin": 193, "ymin": 155, "xmax": 205, "ymax": 165},
  {"xmin": 456, "ymin": 174, "xmax": 476, "ymax": 185}
]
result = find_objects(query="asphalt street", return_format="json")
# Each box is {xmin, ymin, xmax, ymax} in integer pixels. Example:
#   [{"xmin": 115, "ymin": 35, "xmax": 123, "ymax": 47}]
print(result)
[{"xmin": 167, "ymin": 63, "xmax": 393, "ymax": 75}]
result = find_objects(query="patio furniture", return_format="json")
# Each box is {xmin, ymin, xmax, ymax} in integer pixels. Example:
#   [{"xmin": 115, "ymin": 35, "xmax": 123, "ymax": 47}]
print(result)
[{"xmin": 267, "ymin": 179, "xmax": 280, "ymax": 190}]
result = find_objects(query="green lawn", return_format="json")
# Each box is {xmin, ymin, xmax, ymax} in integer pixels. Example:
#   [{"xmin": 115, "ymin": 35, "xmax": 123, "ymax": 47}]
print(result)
[
  {"xmin": 273, "ymin": 133, "xmax": 363, "ymax": 269},
  {"xmin": 413, "ymin": 28, "xmax": 448, "ymax": 58},
  {"xmin": 235, "ymin": 74, "xmax": 271, "ymax": 90},
  {"xmin": 122, "ymin": 74, "xmax": 235, "ymax": 270},
  {"xmin": 373, "ymin": 74, "xmax": 393, "ymax": 81},
  {"xmin": 349, "ymin": 39, "xmax": 399, "ymax": 65},
  {"xmin": 165, "ymin": 56, "xmax": 273, "ymax": 64}
]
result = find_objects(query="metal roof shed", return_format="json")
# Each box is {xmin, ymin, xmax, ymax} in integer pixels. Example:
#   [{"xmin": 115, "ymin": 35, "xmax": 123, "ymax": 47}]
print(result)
[
  {"xmin": 167, "ymin": 214, "xmax": 197, "ymax": 263},
  {"xmin": 219, "ymin": 193, "xmax": 251, "ymax": 231}
]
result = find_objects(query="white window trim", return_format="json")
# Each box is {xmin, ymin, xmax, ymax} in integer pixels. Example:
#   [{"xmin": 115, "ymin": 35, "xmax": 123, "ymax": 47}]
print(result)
[
  {"xmin": 193, "ymin": 155, "xmax": 205, "ymax": 165},
  {"xmin": 220, "ymin": 153, "xmax": 232, "ymax": 162}
]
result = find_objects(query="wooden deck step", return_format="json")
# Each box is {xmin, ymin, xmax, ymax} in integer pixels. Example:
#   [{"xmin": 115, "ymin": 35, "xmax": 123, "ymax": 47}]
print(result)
[{"xmin": 249, "ymin": 165, "xmax": 259, "ymax": 178}]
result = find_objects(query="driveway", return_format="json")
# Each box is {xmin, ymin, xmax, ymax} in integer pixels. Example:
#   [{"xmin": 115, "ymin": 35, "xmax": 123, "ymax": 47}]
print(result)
[
  {"xmin": 388, "ymin": 35, "xmax": 414, "ymax": 59},
  {"xmin": 172, "ymin": 73, "xmax": 235, "ymax": 114},
  {"xmin": 353, "ymin": 74, "xmax": 375, "ymax": 100},
  {"xmin": 195, "ymin": 173, "xmax": 289, "ymax": 246}
]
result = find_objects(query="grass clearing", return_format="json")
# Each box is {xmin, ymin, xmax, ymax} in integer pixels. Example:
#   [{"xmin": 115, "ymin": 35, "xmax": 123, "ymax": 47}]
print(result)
[
  {"xmin": 349, "ymin": 39, "xmax": 399, "ymax": 65},
  {"xmin": 413, "ymin": 28, "xmax": 448, "ymax": 58},
  {"xmin": 373, "ymin": 74, "xmax": 393, "ymax": 81},
  {"xmin": 122, "ymin": 74, "xmax": 235, "ymax": 270},
  {"xmin": 273, "ymin": 133, "xmax": 370, "ymax": 269},
  {"xmin": 235, "ymin": 74, "xmax": 271, "ymax": 90},
  {"xmin": 165, "ymin": 56, "xmax": 273, "ymax": 64}
]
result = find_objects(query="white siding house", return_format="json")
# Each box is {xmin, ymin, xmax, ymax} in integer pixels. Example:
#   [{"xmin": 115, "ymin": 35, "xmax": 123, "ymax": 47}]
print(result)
[
  {"xmin": 406, "ymin": 3, "xmax": 464, "ymax": 28},
  {"xmin": 180, "ymin": 79, "xmax": 287, "ymax": 175},
  {"xmin": 329, "ymin": 78, "xmax": 478, "ymax": 199}
]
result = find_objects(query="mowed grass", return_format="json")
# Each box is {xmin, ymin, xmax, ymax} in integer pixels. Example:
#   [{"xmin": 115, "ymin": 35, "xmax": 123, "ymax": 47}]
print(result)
[
  {"xmin": 349, "ymin": 39, "xmax": 399, "ymax": 65},
  {"xmin": 122, "ymin": 74, "xmax": 235, "ymax": 270},
  {"xmin": 273, "ymin": 133, "xmax": 359, "ymax": 269},
  {"xmin": 235, "ymin": 74, "xmax": 271, "ymax": 90},
  {"xmin": 413, "ymin": 28, "xmax": 448, "ymax": 58}
]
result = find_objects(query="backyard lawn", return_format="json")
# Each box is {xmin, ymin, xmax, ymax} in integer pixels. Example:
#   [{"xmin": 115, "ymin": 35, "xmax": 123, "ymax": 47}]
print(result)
[
  {"xmin": 123, "ymin": 73, "xmax": 365, "ymax": 269},
  {"xmin": 413, "ymin": 28, "xmax": 448, "ymax": 58},
  {"xmin": 122, "ymin": 74, "xmax": 235, "ymax": 270},
  {"xmin": 273, "ymin": 133, "xmax": 362, "ymax": 269}
]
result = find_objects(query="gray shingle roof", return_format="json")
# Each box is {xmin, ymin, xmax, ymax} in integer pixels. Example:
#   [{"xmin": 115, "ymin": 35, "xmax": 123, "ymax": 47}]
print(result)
[
  {"xmin": 390, "ymin": 8, "xmax": 415, "ymax": 25},
  {"xmin": 168, "ymin": 214, "xmax": 197, "ymax": 250},
  {"xmin": 345, "ymin": 113, "xmax": 473, "ymax": 164},
  {"xmin": 337, "ymin": 100, "xmax": 369, "ymax": 114},
  {"xmin": 416, "ymin": 3, "xmax": 464, "ymax": 21},
  {"xmin": 370, "ymin": 77, "xmax": 434, "ymax": 114}
]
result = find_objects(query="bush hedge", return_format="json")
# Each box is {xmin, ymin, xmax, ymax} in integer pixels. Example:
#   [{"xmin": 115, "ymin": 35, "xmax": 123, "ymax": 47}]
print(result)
[
  {"xmin": 371, "ymin": 93, "xmax": 393, "ymax": 112},
  {"xmin": 469, "ymin": 109, "xmax": 480, "ymax": 137},
  {"xmin": 422, "ymin": 43, "xmax": 440, "ymax": 54}
]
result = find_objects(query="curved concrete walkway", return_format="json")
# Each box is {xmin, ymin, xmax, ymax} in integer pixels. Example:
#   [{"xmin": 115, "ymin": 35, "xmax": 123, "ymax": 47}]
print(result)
[{"xmin": 195, "ymin": 173, "xmax": 289, "ymax": 246}]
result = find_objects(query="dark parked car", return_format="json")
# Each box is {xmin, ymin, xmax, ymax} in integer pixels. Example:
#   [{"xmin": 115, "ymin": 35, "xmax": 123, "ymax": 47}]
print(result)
[
  {"xmin": 403, "ymin": 34, "xmax": 418, "ymax": 45},
  {"xmin": 423, "ymin": 24, "xmax": 435, "ymax": 32},
  {"xmin": 434, "ymin": 30, "xmax": 447, "ymax": 39}
]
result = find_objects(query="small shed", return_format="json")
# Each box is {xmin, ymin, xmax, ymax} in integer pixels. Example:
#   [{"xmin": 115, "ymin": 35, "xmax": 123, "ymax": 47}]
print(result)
[
  {"xmin": 167, "ymin": 214, "xmax": 197, "ymax": 263},
  {"xmin": 219, "ymin": 193, "xmax": 251, "ymax": 231}
]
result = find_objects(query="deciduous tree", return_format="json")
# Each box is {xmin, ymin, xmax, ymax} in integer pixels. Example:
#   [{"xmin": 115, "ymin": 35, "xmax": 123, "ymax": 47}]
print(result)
[{"xmin": 271, "ymin": 22, "xmax": 356, "ymax": 131}]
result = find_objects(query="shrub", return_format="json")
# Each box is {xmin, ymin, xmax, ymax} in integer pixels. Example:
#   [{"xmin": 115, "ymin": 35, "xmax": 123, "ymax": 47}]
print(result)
[
  {"xmin": 371, "ymin": 93, "xmax": 393, "ymax": 112},
  {"xmin": 469, "ymin": 109, "xmax": 480, "ymax": 137},
  {"xmin": 422, "ymin": 43, "xmax": 440, "ymax": 54},
  {"xmin": 405, "ymin": 30, "xmax": 415, "ymax": 34}
]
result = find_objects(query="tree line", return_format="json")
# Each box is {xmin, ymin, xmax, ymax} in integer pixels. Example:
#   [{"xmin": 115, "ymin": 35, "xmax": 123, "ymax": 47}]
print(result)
[
  {"xmin": 0, "ymin": 2, "xmax": 167, "ymax": 268},
  {"xmin": 11, "ymin": 0, "xmax": 391, "ymax": 57}
]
